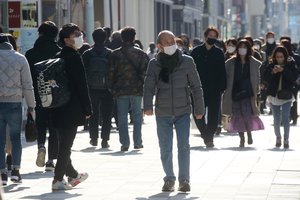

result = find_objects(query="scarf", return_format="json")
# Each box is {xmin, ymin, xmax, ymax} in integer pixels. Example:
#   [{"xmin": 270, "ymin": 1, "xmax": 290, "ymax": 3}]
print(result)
[{"xmin": 158, "ymin": 50, "xmax": 180, "ymax": 83}]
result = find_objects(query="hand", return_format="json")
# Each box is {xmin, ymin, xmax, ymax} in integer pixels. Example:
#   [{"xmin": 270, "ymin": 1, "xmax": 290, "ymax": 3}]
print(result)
[
  {"xmin": 272, "ymin": 65, "xmax": 284, "ymax": 74},
  {"xmin": 195, "ymin": 114, "xmax": 203, "ymax": 119},
  {"xmin": 144, "ymin": 109, "xmax": 153, "ymax": 116},
  {"xmin": 85, "ymin": 115, "xmax": 91, "ymax": 119}
]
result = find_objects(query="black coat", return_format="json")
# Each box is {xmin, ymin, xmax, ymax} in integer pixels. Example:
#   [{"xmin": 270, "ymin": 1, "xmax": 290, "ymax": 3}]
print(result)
[
  {"xmin": 25, "ymin": 36, "xmax": 61, "ymax": 106},
  {"xmin": 263, "ymin": 60, "xmax": 298, "ymax": 97},
  {"xmin": 51, "ymin": 46, "xmax": 92, "ymax": 128},
  {"xmin": 190, "ymin": 44, "xmax": 226, "ymax": 96}
]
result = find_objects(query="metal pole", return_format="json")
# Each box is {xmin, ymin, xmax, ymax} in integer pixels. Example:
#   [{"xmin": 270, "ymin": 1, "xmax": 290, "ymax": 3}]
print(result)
[
  {"xmin": 109, "ymin": 0, "xmax": 113, "ymax": 29},
  {"xmin": 85, "ymin": 0, "xmax": 94, "ymax": 44}
]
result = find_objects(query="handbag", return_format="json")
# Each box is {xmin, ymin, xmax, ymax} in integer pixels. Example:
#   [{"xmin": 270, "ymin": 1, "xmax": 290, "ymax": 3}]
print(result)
[
  {"xmin": 25, "ymin": 112, "xmax": 38, "ymax": 142},
  {"xmin": 232, "ymin": 79, "xmax": 254, "ymax": 101},
  {"xmin": 277, "ymin": 75, "xmax": 292, "ymax": 100}
]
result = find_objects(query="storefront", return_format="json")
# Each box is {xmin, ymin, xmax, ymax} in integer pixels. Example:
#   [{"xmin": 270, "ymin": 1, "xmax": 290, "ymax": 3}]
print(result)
[{"xmin": 1, "ymin": 0, "xmax": 85, "ymax": 54}]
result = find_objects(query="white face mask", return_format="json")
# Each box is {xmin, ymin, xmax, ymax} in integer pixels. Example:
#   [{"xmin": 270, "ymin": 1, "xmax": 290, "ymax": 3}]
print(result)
[
  {"xmin": 238, "ymin": 48, "xmax": 247, "ymax": 56},
  {"xmin": 163, "ymin": 44, "xmax": 177, "ymax": 56},
  {"xmin": 267, "ymin": 38, "xmax": 275, "ymax": 44},
  {"xmin": 73, "ymin": 36, "xmax": 83, "ymax": 49},
  {"xmin": 227, "ymin": 46, "xmax": 236, "ymax": 54},
  {"xmin": 253, "ymin": 45, "xmax": 260, "ymax": 50}
]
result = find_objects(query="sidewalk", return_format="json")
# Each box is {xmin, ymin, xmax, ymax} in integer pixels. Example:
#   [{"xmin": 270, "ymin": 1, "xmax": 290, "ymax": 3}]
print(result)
[{"xmin": 2, "ymin": 114, "xmax": 300, "ymax": 200}]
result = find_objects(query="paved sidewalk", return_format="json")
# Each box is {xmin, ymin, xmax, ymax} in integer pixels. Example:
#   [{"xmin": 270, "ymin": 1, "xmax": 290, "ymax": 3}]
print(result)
[{"xmin": 1, "ymin": 115, "xmax": 300, "ymax": 200}]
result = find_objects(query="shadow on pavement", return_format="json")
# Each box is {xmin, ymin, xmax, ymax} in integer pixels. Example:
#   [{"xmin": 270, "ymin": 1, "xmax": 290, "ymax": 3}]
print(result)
[
  {"xmin": 220, "ymin": 147, "xmax": 257, "ymax": 151},
  {"xmin": 19, "ymin": 191, "xmax": 82, "ymax": 199},
  {"xmin": 136, "ymin": 192, "xmax": 199, "ymax": 200},
  {"xmin": 21, "ymin": 171, "xmax": 54, "ymax": 180},
  {"xmin": 267, "ymin": 147, "xmax": 294, "ymax": 152},
  {"xmin": 4, "ymin": 184, "xmax": 30, "ymax": 193},
  {"xmin": 100, "ymin": 150, "xmax": 143, "ymax": 156}
]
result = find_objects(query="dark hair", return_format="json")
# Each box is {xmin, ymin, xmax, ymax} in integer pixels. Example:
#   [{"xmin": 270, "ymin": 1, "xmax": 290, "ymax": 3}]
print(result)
[
  {"xmin": 279, "ymin": 36, "xmax": 291, "ymax": 43},
  {"xmin": 175, "ymin": 37, "xmax": 184, "ymax": 46},
  {"xmin": 149, "ymin": 42, "xmax": 155, "ymax": 53},
  {"xmin": 59, "ymin": 23, "xmax": 80, "ymax": 45},
  {"xmin": 265, "ymin": 31, "xmax": 275, "ymax": 38},
  {"xmin": 92, "ymin": 27, "xmax": 107, "ymax": 45},
  {"xmin": 121, "ymin": 27, "xmax": 136, "ymax": 43},
  {"xmin": 271, "ymin": 45, "xmax": 289, "ymax": 65},
  {"xmin": 236, "ymin": 39, "xmax": 253, "ymax": 61},
  {"xmin": 244, "ymin": 35, "xmax": 254, "ymax": 47},
  {"xmin": 38, "ymin": 21, "xmax": 58, "ymax": 39},
  {"xmin": 204, "ymin": 26, "xmax": 219, "ymax": 38},
  {"xmin": 226, "ymin": 38, "xmax": 238, "ymax": 47},
  {"xmin": 0, "ymin": 33, "xmax": 17, "ymax": 50},
  {"xmin": 134, "ymin": 39, "xmax": 143, "ymax": 50},
  {"xmin": 103, "ymin": 27, "xmax": 112, "ymax": 38},
  {"xmin": 280, "ymin": 39, "xmax": 293, "ymax": 56},
  {"xmin": 0, "ymin": 33, "xmax": 9, "ymax": 44},
  {"xmin": 178, "ymin": 34, "xmax": 190, "ymax": 48}
]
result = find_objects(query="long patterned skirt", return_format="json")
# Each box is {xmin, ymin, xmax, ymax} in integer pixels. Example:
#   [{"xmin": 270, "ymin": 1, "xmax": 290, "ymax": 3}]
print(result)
[{"xmin": 228, "ymin": 98, "xmax": 264, "ymax": 133}]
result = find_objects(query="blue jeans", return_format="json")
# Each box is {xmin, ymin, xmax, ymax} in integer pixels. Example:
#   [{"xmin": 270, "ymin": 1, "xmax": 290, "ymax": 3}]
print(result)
[
  {"xmin": 270, "ymin": 102, "xmax": 292, "ymax": 141},
  {"xmin": 0, "ymin": 103, "xmax": 23, "ymax": 172},
  {"xmin": 116, "ymin": 96, "xmax": 142, "ymax": 148},
  {"xmin": 156, "ymin": 113, "xmax": 190, "ymax": 183}
]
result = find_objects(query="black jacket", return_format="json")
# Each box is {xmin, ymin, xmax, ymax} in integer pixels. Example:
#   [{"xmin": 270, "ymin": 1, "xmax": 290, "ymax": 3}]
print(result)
[
  {"xmin": 25, "ymin": 36, "xmax": 61, "ymax": 106},
  {"xmin": 51, "ymin": 46, "xmax": 92, "ymax": 128},
  {"xmin": 82, "ymin": 44, "xmax": 112, "ymax": 89},
  {"xmin": 263, "ymin": 60, "xmax": 298, "ymax": 97},
  {"xmin": 190, "ymin": 44, "xmax": 226, "ymax": 95}
]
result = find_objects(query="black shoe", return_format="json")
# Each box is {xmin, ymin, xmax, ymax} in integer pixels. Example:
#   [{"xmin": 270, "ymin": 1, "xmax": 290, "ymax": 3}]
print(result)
[
  {"xmin": 121, "ymin": 146, "xmax": 129, "ymax": 152},
  {"xmin": 284, "ymin": 140, "xmax": 289, "ymax": 149},
  {"xmin": 275, "ymin": 138, "xmax": 281, "ymax": 147},
  {"xmin": 90, "ymin": 139, "xmax": 98, "ymax": 146},
  {"xmin": 101, "ymin": 140, "xmax": 110, "ymax": 148},
  {"xmin": 1, "ymin": 173, "xmax": 7, "ymax": 186},
  {"xmin": 11, "ymin": 169, "xmax": 22, "ymax": 183},
  {"xmin": 6, "ymin": 154, "xmax": 12, "ymax": 171},
  {"xmin": 162, "ymin": 180, "xmax": 175, "ymax": 192},
  {"xmin": 134, "ymin": 145, "xmax": 144, "ymax": 149},
  {"xmin": 206, "ymin": 141, "xmax": 214, "ymax": 148},
  {"xmin": 239, "ymin": 132, "xmax": 245, "ymax": 148},
  {"xmin": 247, "ymin": 132, "xmax": 253, "ymax": 145},
  {"xmin": 178, "ymin": 180, "xmax": 190, "ymax": 192},
  {"xmin": 45, "ymin": 161, "xmax": 55, "ymax": 171}
]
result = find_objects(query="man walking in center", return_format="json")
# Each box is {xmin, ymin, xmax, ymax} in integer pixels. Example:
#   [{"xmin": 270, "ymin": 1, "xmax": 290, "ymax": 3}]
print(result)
[
  {"xmin": 190, "ymin": 27, "xmax": 226, "ymax": 148},
  {"xmin": 109, "ymin": 27, "xmax": 149, "ymax": 151},
  {"xmin": 143, "ymin": 30, "xmax": 204, "ymax": 192}
]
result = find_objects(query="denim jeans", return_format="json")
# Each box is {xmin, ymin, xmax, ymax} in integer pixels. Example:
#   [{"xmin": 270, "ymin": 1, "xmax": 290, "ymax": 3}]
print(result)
[
  {"xmin": 116, "ymin": 95, "xmax": 142, "ymax": 148},
  {"xmin": 270, "ymin": 101, "xmax": 292, "ymax": 141},
  {"xmin": 0, "ymin": 103, "xmax": 23, "ymax": 172},
  {"xmin": 156, "ymin": 113, "xmax": 190, "ymax": 182}
]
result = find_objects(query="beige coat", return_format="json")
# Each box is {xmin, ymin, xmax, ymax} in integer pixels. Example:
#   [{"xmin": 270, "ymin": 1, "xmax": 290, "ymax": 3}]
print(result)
[{"xmin": 222, "ymin": 56, "xmax": 261, "ymax": 116}]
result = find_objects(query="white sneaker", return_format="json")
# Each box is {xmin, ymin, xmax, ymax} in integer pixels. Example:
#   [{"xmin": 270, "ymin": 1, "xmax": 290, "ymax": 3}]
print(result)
[
  {"xmin": 36, "ymin": 147, "xmax": 46, "ymax": 167},
  {"xmin": 52, "ymin": 179, "xmax": 72, "ymax": 190},
  {"xmin": 68, "ymin": 172, "xmax": 88, "ymax": 187}
]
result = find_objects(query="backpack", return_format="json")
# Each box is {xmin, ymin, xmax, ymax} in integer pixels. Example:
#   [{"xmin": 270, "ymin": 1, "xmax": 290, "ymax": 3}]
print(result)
[
  {"xmin": 34, "ymin": 58, "xmax": 71, "ymax": 108},
  {"xmin": 86, "ymin": 49, "xmax": 110, "ymax": 89}
]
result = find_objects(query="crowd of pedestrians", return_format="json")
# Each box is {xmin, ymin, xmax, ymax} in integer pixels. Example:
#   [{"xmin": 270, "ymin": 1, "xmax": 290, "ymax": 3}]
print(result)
[{"xmin": 0, "ymin": 21, "xmax": 300, "ymax": 193}]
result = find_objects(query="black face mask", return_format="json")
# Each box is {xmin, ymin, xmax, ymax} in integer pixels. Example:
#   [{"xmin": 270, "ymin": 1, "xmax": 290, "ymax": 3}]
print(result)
[{"xmin": 206, "ymin": 38, "xmax": 217, "ymax": 45}]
